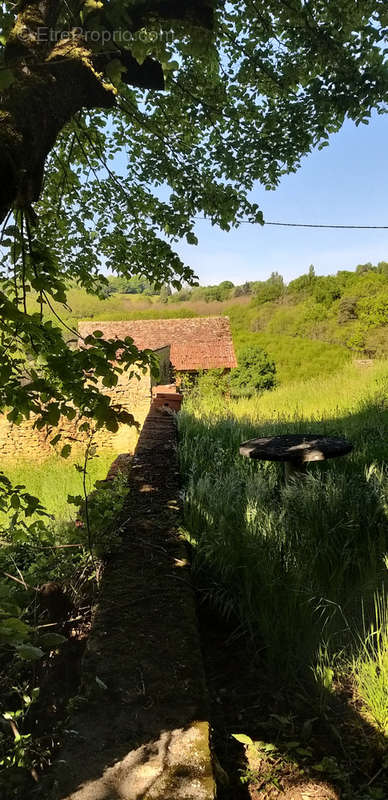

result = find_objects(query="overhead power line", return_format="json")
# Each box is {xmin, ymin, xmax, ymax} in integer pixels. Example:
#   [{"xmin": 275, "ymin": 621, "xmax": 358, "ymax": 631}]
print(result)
[
  {"xmin": 196, "ymin": 216, "xmax": 388, "ymax": 230},
  {"xmin": 263, "ymin": 221, "xmax": 388, "ymax": 230}
]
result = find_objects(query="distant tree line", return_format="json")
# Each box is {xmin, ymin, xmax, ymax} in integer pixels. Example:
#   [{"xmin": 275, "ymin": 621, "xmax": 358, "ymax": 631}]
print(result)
[
  {"xmin": 100, "ymin": 262, "xmax": 387, "ymax": 355},
  {"xmin": 159, "ymin": 260, "xmax": 388, "ymax": 307}
]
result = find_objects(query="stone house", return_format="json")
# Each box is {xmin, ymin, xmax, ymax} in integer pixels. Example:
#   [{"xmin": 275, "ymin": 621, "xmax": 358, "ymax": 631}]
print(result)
[
  {"xmin": 77, "ymin": 316, "xmax": 237, "ymax": 376},
  {"xmin": 0, "ymin": 318, "xmax": 237, "ymax": 460}
]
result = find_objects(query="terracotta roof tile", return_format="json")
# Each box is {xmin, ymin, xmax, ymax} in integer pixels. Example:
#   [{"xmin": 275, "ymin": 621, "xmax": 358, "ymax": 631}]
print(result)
[{"xmin": 78, "ymin": 317, "xmax": 237, "ymax": 370}]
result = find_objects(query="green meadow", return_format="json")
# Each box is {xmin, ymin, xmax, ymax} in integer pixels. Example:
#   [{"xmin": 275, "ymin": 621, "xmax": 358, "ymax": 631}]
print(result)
[
  {"xmin": 31, "ymin": 259, "xmax": 388, "ymax": 389},
  {"xmin": 178, "ymin": 360, "xmax": 388, "ymax": 743}
]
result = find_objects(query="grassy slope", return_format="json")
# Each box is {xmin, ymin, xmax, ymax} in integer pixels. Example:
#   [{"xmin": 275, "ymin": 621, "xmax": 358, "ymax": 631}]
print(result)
[
  {"xmin": 16, "ymin": 285, "xmax": 387, "ymax": 530},
  {"xmin": 224, "ymin": 359, "xmax": 388, "ymax": 421},
  {"xmin": 37, "ymin": 287, "xmax": 371, "ymax": 384}
]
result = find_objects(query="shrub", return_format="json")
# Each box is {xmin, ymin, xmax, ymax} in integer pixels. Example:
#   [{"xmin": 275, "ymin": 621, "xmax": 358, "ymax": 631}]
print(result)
[
  {"xmin": 356, "ymin": 262, "xmax": 375, "ymax": 274},
  {"xmin": 377, "ymin": 261, "xmax": 388, "ymax": 278},
  {"xmin": 159, "ymin": 284, "xmax": 171, "ymax": 304},
  {"xmin": 229, "ymin": 346, "xmax": 276, "ymax": 397},
  {"xmin": 254, "ymin": 281, "xmax": 283, "ymax": 305},
  {"xmin": 234, "ymin": 282, "xmax": 252, "ymax": 297},
  {"xmin": 338, "ymin": 297, "xmax": 359, "ymax": 324},
  {"xmin": 287, "ymin": 264, "xmax": 316, "ymax": 295},
  {"xmin": 253, "ymin": 272, "xmax": 284, "ymax": 306},
  {"xmin": 357, "ymin": 291, "xmax": 388, "ymax": 329},
  {"xmin": 313, "ymin": 275, "xmax": 342, "ymax": 306},
  {"xmin": 195, "ymin": 369, "xmax": 229, "ymax": 397},
  {"xmin": 75, "ymin": 472, "xmax": 129, "ymax": 558},
  {"xmin": 190, "ymin": 282, "xmax": 235, "ymax": 303},
  {"xmin": 170, "ymin": 288, "xmax": 193, "ymax": 303}
]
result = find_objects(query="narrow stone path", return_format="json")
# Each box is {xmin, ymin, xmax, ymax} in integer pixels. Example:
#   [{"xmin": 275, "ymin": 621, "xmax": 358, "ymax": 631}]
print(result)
[{"xmin": 48, "ymin": 406, "xmax": 215, "ymax": 800}]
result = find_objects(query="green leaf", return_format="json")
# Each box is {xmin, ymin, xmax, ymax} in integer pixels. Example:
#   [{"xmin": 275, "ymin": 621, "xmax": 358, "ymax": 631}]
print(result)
[
  {"xmin": 231, "ymin": 733, "xmax": 253, "ymax": 746},
  {"xmin": 84, "ymin": 0, "xmax": 103, "ymax": 11},
  {"xmin": 0, "ymin": 618, "xmax": 31, "ymax": 644},
  {"xmin": 322, "ymin": 666, "xmax": 334, "ymax": 690},
  {"xmin": 259, "ymin": 742, "xmax": 277, "ymax": 752},
  {"xmin": 0, "ymin": 601, "xmax": 21, "ymax": 617},
  {"xmin": 39, "ymin": 632, "xmax": 67, "ymax": 648},
  {"xmin": 67, "ymin": 494, "xmax": 83, "ymax": 506},
  {"xmin": 3, "ymin": 710, "xmax": 23, "ymax": 720},
  {"xmin": 61, "ymin": 444, "xmax": 72, "ymax": 459},
  {"xmin": 186, "ymin": 232, "xmax": 198, "ymax": 245},
  {"xmin": 105, "ymin": 59, "xmax": 126, "ymax": 87},
  {"xmin": 15, "ymin": 644, "xmax": 44, "ymax": 661},
  {"xmin": 296, "ymin": 747, "xmax": 313, "ymax": 757}
]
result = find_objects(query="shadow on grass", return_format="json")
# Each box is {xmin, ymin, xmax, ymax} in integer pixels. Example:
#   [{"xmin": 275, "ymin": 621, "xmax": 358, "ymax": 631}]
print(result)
[
  {"xmin": 198, "ymin": 593, "xmax": 387, "ymax": 799},
  {"xmin": 179, "ymin": 396, "xmax": 388, "ymax": 797}
]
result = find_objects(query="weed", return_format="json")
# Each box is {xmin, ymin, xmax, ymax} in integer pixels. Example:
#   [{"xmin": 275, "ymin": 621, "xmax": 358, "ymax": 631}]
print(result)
[{"xmin": 353, "ymin": 589, "xmax": 388, "ymax": 735}]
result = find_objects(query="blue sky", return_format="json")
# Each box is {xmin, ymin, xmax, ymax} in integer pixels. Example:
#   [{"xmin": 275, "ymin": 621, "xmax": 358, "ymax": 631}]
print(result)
[{"xmin": 175, "ymin": 111, "xmax": 388, "ymax": 286}]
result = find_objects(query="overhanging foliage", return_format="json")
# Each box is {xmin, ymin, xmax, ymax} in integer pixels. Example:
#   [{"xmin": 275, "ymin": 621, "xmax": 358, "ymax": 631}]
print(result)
[{"xmin": 0, "ymin": 0, "xmax": 386, "ymax": 438}]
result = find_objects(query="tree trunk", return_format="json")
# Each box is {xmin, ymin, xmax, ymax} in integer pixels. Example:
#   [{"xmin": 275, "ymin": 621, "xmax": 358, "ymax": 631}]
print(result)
[
  {"xmin": 0, "ymin": 38, "xmax": 116, "ymax": 223},
  {"xmin": 0, "ymin": 0, "xmax": 216, "ymax": 224}
]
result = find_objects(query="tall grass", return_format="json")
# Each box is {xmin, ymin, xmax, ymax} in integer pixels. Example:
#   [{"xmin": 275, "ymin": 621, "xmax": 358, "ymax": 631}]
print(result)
[
  {"xmin": 179, "ymin": 362, "xmax": 388, "ymax": 708},
  {"xmin": 196, "ymin": 360, "xmax": 388, "ymax": 426},
  {"xmin": 353, "ymin": 588, "xmax": 388, "ymax": 735}
]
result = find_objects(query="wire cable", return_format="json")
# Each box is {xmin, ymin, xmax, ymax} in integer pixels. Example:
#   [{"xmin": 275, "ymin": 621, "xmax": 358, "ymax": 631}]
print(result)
[
  {"xmin": 263, "ymin": 221, "xmax": 388, "ymax": 230},
  {"xmin": 196, "ymin": 216, "xmax": 388, "ymax": 230}
]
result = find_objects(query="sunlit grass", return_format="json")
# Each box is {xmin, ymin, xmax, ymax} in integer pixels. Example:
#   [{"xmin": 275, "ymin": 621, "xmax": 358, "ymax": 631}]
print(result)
[
  {"xmin": 1, "ymin": 450, "xmax": 115, "ymax": 520},
  {"xmin": 353, "ymin": 588, "xmax": 388, "ymax": 736},
  {"xmin": 194, "ymin": 360, "xmax": 388, "ymax": 422}
]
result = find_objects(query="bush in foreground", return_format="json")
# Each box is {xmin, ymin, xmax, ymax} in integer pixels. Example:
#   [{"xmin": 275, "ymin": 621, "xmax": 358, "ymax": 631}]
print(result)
[{"xmin": 229, "ymin": 346, "xmax": 277, "ymax": 397}]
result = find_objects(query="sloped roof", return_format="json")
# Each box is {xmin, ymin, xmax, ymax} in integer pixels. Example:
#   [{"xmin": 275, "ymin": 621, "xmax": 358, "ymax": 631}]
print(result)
[{"xmin": 78, "ymin": 317, "xmax": 237, "ymax": 371}]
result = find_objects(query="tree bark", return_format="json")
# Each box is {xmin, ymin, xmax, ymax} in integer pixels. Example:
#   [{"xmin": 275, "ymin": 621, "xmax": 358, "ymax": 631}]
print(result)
[
  {"xmin": 0, "ymin": 0, "xmax": 215, "ymax": 223},
  {"xmin": 0, "ymin": 39, "xmax": 116, "ymax": 223}
]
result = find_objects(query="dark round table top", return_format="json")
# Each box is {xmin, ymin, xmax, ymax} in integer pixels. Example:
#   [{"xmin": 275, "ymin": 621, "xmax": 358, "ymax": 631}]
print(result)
[{"xmin": 239, "ymin": 434, "xmax": 353, "ymax": 464}]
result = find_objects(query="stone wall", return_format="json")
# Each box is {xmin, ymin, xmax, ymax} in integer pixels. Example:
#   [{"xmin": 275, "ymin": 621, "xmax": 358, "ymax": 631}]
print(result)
[
  {"xmin": 48, "ymin": 403, "xmax": 215, "ymax": 800},
  {"xmin": 0, "ymin": 347, "xmax": 171, "ymax": 461}
]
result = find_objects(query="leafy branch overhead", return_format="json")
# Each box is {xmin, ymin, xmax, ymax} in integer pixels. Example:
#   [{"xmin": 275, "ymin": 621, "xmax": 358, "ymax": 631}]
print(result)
[
  {"xmin": 1, "ymin": 1, "xmax": 387, "ymax": 230},
  {"xmin": 0, "ymin": 0, "xmax": 216, "ymax": 220},
  {"xmin": 0, "ymin": 0, "xmax": 387, "ymax": 438},
  {"xmin": 0, "ymin": 213, "xmax": 155, "ymax": 441}
]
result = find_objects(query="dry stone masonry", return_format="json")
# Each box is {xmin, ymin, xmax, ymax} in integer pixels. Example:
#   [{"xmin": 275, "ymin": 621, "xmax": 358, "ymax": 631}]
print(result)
[
  {"xmin": 48, "ymin": 401, "xmax": 215, "ymax": 800},
  {"xmin": 0, "ymin": 347, "xmax": 170, "ymax": 461}
]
